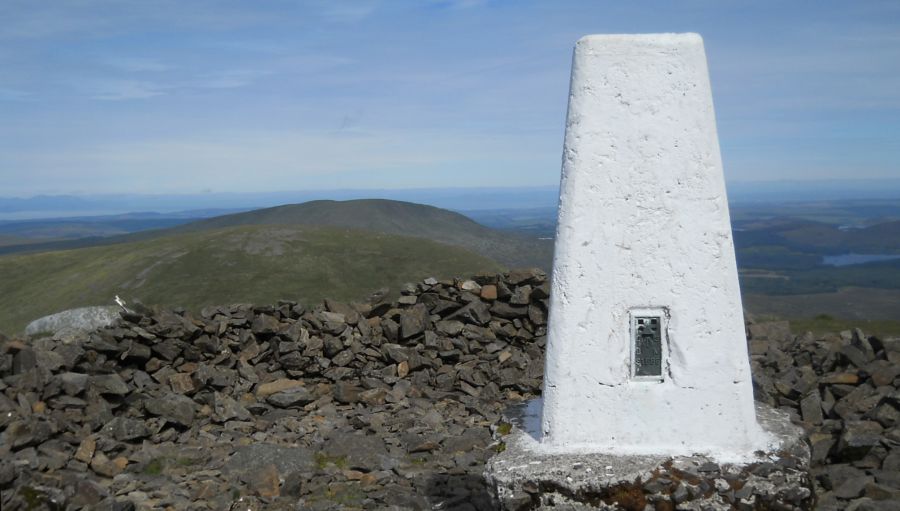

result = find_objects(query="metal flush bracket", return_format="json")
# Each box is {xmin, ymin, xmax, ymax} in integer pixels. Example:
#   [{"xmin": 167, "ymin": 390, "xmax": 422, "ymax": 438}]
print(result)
[{"xmin": 629, "ymin": 307, "xmax": 668, "ymax": 382}]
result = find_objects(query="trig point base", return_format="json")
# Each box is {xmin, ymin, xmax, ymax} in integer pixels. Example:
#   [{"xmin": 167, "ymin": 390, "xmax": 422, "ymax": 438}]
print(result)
[
  {"xmin": 485, "ymin": 401, "xmax": 813, "ymax": 510},
  {"xmin": 485, "ymin": 33, "xmax": 811, "ymax": 510}
]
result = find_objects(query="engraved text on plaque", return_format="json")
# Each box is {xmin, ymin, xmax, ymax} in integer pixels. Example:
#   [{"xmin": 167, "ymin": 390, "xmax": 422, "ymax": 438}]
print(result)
[{"xmin": 633, "ymin": 316, "xmax": 662, "ymax": 378}]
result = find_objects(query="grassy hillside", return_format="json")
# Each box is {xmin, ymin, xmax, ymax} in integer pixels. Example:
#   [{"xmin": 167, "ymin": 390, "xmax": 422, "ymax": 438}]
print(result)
[
  {"xmin": 0, "ymin": 235, "xmax": 48, "ymax": 247},
  {"xmin": 730, "ymin": 198, "xmax": 900, "ymax": 227},
  {"xmin": 0, "ymin": 199, "xmax": 554, "ymax": 269},
  {"xmin": 734, "ymin": 217, "xmax": 900, "ymax": 255},
  {"xmin": 0, "ymin": 217, "xmax": 193, "ymax": 240},
  {"xmin": 744, "ymin": 287, "xmax": 900, "ymax": 336},
  {"xmin": 0, "ymin": 224, "xmax": 501, "ymax": 334},
  {"xmin": 169, "ymin": 199, "xmax": 553, "ymax": 269}
]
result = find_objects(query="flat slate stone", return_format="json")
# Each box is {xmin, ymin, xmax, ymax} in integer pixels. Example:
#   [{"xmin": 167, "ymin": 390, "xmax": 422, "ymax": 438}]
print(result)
[{"xmin": 224, "ymin": 444, "xmax": 316, "ymax": 475}]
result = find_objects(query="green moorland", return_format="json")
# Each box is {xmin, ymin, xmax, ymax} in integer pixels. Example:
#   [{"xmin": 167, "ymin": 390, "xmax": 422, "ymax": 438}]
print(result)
[
  {"xmin": 0, "ymin": 199, "xmax": 554, "ymax": 270},
  {"xmin": 743, "ymin": 286, "xmax": 900, "ymax": 336},
  {"xmin": 0, "ymin": 235, "xmax": 48, "ymax": 247},
  {"xmin": 787, "ymin": 316, "xmax": 900, "ymax": 338},
  {"xmin": 164, "ymin": 199, "xmax": 554, "ymax": 270},
  {"xmin": 0, "ymin": 224, "xmax": 502, "ymax": 334},
  {"xmin": 0, "ymin": 217, "xmax": 191, "ymax": 240}
]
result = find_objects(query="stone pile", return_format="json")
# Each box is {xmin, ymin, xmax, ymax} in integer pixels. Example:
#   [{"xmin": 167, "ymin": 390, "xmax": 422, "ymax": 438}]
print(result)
[
  {"xmin": 1, "ymin": 270, "xmax": 898, "ymax": 510},
  {"xmin": 1, "ymin": 269, "xmax": 549, "ymax": 510},
  {"xmin": 748, "ymin": 320, "xmax": 900, "ymax": 511}
]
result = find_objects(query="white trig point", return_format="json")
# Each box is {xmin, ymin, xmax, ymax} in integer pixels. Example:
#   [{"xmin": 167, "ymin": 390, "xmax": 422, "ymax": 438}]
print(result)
[
  {"xmin": 540, "ymin": 33, "xmax": 766, "ymax": 457},
  {"xmin": 485, "ymin": 34, "xmax": 810, "ymax": 509}
]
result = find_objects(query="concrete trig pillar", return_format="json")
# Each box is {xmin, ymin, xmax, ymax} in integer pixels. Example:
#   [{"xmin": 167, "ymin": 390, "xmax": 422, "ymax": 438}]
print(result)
[
  {"xmin": 485, "ymin": 34, "xmax": 812, "ymax": 510},
  {"xmin": 540, "ymin": 32, "xmax": 761, "ymax": 456}
]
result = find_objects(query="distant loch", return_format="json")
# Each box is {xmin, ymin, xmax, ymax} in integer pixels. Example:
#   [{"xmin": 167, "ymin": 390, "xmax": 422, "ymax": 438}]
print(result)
[{"xmin": 822, "ymin": 253, "xmax": 900, "ymax": 267}]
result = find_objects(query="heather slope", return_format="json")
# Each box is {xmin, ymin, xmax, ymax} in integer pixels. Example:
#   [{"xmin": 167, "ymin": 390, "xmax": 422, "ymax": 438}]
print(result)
[
  {"xmin": 0, "ymin": 224, "xmax": 501, "ymax": 333},
  {"xmin": 0, "ymin": 200, "xmax": 554, "ymax": 269},
  {"xmin": 168, "ymin": 199, "xmax": 553, "ymax": 269}
]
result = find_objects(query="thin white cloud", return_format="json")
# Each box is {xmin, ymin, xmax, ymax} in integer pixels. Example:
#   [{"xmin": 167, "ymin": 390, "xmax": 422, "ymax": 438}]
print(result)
[
  {"xmin": 0, "ymin": 3, "xmax": 107, "ymax": 40},
  {"xmin": 0, "ymin": 128, "xmax": 555, "ymax": 194},
  {"xmin": 89, "ymin": 80, "xmax": 165, "ymax": 101},
  {"xmin": 183, "ymin": 69, "xmax": 269, "ymax": 90},
  {"xmin": 0, "ymin": 87, "xmax": 32, "ymax": 101},
  {"xmin": 316, "ymin": 0, "xmax": 380, "ymax": 22},
  {"xmin": 76, "ymin": 67, "xmax": 276, "ymax": 100},
  {"xmin": 427, "ymin": 0, "xmax": 486, "ymax": 9},
  {"xmin": 104, "ymin": 57, "xmax": 171, "ymax": 73}
]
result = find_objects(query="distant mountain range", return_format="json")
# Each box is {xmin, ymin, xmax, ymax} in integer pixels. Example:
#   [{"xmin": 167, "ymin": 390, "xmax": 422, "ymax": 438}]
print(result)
[{"xmin": 0, "ymin": 186, "xmax": 561, "ymax": 220}]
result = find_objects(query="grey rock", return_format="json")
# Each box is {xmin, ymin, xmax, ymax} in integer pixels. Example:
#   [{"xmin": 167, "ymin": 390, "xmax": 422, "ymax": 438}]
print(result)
[
  {"xmin": 323, "ymin": 432, "xmax": 391, "ymax": 471},
  {"xmin": 837, "ymin": 421, "xmax": 883, "ymax": 461},
  {"xmin": 90, "ymin": 373, "xmax": 129, "ymax": 395},
  {"xmin": 323, "ymin": 336, "xmax": 343, "ymax": 358},
  {"xmin": 11, "ymin": 347, "xmax": 36, "ymax": 374},
  {"xmin": 834, "ymin": 475, "xmax": 875, "ymax": 500},
  {"xmin": 821, "ymin": 464, "xmax": 866, "ymax": 490},
  {"xmin": 334, "ymin": 382, "xmax": 363, "ymax": 404},
  {"xmin": 57, "ymin": 372, "xmax": 89, "ymax": 395},
  {"xmin": 442, "ymin": 428, "xmax": 490, "ymax": 453},
  {"xmin": 801, "ymin": 391, "xmax": 824, "ymax": 424},
  {"xmin": 225, "ymin": 444, "xmax": 316, "ymax": 475},
  {"xmin": 103, "ymin": 417, "xmax": 149, "ymax": 441},
  {"xmin": 510, "ymin": 285, "xmax": 532, "ymax": 305},
  {"xmin": 864, "ymin": 482, "xmax": 900, "ymax": 500},
  {"xmin": 213, "ymin": 392, "xmax": 252, "ymax": 422},
  {"xmin": 382, "ymin": 343, "xmax": 408, "ymax": 363},
  {"xmin": 399, "ymin": 304, "xmax": 428, "ymax": 340},
  {"xmin": 324, "ymin": 299, "xmax": 360, "ymax": 324},
  {"xmin": 846, "ymin": 498, "xmax": 900, "ymax": 511},
  {"xmin": 872, "ymin": 468, "xmax": 900, "ymax": 488},
  {"xmin": 251, "ymin": 313, "xmax": 280, "ymax": 335},
  {"xmin": 0, "ymin": 460, "xmax": 14, "ymax": 486},
  {"xmin": 527, "ymin": 304, "xmax": 547, "ymax": 326},
  {"xmin": 450, "ymin": 300, "xmax": 491, "ymax": 325},
  {"xmin": 436, "ymin": 320, "xmax": 465, "ymax": 336},
  {"xmin": 842, "ymin": 344, "xmax": 873, "ymax": 368},
  {"xmin": 266, "ymin": 387, "xmax": 314, "ymax": 407},
  {"xmin": 144, "ymin": 393, "xmax": 196, "ymax": 427},
  {"xmin": 6, "ymin": 419, "xmax": 54, "ymax": 449},
  {"xmin": 150, "ymin": 338, "xmax": 184, "ymax": 361},
  {"xmin": 70, "ymin": 478, "xmax": 109, "ymax": 508},
  {"xmin": 33, "ymin": 349, "xmax": 65, "ymax": 372},
  {"xmin": 331, "ymin": 349, "xmax": 354, "ymax": 366},
  {"xmin": 869, "ymin": 401, "xmax": 900, "ymax": 428},
  {"xmin": 505, "ymin": 268, "xmax": 546, "ymax": 286},
  {"xmin": 25, "ymin": 306, "xmax": 119, "ymax": 336},
  {"xmin": 748, "ymin": 320, "xmax": 792, "ymax": 342},
  {"xmin": 490, "ymin": 302, "xmax": 528, "ymax": 319}
]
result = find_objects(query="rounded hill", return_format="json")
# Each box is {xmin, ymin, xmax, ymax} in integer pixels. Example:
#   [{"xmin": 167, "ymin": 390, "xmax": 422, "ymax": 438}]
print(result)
[
  {"xmin": 172, "ymin": 199, "xmax": 553, "ymax": 269},
  {"xmin": 0, "ymin": 224, "xmax": 501, "ymax": 334}
]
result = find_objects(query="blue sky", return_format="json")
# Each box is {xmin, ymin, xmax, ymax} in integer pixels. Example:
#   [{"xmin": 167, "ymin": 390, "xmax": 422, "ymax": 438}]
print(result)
[{"xmin": 1, "ymin": 0, "xmax": 898, "ymax": 197}]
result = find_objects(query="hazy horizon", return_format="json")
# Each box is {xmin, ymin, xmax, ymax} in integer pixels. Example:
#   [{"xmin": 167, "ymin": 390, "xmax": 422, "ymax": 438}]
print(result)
[{"xmin": 3, "ymin": 178, "xmax": 900, "ymax": 221}]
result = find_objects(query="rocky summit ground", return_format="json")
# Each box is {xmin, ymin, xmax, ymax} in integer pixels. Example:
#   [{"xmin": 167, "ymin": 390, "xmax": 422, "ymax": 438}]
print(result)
[{"xmin": 1, "ymin": 269, "xmax": 898, "ymax": 510}]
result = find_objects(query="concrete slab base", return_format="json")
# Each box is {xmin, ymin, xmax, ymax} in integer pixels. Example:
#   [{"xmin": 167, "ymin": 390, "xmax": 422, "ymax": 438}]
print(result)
[{"xmin": 484, "ymin": 402, "xmax": 813, "ymax": 510}]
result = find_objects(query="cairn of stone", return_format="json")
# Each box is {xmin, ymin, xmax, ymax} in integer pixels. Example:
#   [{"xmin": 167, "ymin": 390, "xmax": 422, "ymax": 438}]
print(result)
[
  {"xmin": 1, "ymin": 271, "xmax": 898, "ymax": 509},
  {"xmin": 1, "ymin": 270, "xmax": 550, "ymax": 510}
]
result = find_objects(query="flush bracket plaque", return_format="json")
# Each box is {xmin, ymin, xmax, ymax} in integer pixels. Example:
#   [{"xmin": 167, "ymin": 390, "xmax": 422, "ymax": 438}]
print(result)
[{"xmin": 630, "ymin": 308, "xmax": 667, "ymax": 381}]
